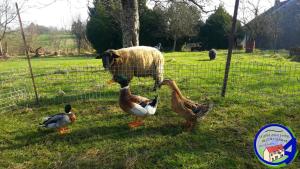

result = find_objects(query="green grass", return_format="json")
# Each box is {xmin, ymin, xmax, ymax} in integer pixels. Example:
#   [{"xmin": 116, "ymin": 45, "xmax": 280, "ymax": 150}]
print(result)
[
  {"xmin": 36, "ymin": 33, "xmax": 76, "ymax": 50},
  {"xmin": 4, "ymin": 32, "xmax": 77, "ymax": 56},
  {"xmin": 0, "ymin": 50, "xmax": 300, "ymax": 168}
]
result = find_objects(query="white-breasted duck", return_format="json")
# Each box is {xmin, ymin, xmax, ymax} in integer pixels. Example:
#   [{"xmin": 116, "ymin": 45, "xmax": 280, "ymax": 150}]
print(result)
[{"xmin": 113, "ymin": 75, "xmax": 159, "ymax": 128}]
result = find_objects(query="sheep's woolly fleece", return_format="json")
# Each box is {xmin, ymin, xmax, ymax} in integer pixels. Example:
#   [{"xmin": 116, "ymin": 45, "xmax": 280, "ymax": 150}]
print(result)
[{"xmin": 109, "ymin": 46, "xmax": 164, "ymax": 84}]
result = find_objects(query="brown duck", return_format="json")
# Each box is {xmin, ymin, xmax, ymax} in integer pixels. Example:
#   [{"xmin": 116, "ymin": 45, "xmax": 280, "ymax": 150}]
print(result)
[{"xmin": 159, "ymin": 79, "xmax": 212, "ymax": 131}]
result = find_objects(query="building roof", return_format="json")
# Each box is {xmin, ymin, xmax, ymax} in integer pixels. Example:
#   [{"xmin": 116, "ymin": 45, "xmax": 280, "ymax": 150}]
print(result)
[
  {"xmin": 256, "ymin": 0, "xmax": 291, "ymax": 19},
  {"xmin": 266, "ymin": 144, "xmax": 284, "ymax": 153},
  {"xmin": 245, "ymin": 0, "xmax": 300, "ymax": 49}
]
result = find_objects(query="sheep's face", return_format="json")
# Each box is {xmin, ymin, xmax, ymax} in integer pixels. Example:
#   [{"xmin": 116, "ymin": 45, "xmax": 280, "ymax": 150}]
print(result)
[{"xmin": 102, "ymin": 50, "xmax": 119, "ymax": 70}]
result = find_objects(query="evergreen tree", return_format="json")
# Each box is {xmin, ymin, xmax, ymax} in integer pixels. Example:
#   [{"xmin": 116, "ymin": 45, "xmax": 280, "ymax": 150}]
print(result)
[
  {"xmin": 86, "ymin": 0, "xmax": 122, "ymax": 53},
  {"xmin": 198, "ymin": 6, "xmax": 239, "ymax": 49}
]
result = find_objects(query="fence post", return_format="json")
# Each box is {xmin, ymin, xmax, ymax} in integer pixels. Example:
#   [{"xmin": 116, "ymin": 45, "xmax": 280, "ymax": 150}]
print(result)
[
  {"xmin": 16, "ymin": 3, "xmax": 39, "ymax": 105},
  {"xmin": 221, "ymin": 0, "xmax": 240, "ymax": 97}
]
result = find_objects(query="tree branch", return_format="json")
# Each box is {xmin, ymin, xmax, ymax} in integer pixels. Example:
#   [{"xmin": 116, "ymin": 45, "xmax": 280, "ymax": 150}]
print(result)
[{"xmin": 185, "ymin": 0, "xmax": 215, "ymax": 13}]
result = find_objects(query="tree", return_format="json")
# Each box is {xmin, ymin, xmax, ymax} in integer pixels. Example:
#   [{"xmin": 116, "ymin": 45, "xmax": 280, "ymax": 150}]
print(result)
[
  {"xmin": 86, "ymin": 0, "xmax": 122, "ymax": 53},
  {"xmin": 87, "ymin": 0, "xmax": 211, "ymax": 52},
  {"xmin": 26, "ymin": 23, "xmax": 39, "ymax": 50},
  {"xmin": 199, "ymin": 6, "xmax": 232, "ymax": 49},
  {"xmin": 116, "ymin": 0, "xmax": 211, "ymax": 48},
  {"xmin": 49, "ymin": 30, "xmax": 61, "ymax": 53},
  {"xmin": 0, "ymin": 0, "xmax": 17, "ymax": 57},
  {"xmin": 139, "ymin": 4, "xmax": 170, "ymax": 47},
  {"xmin": 167, "ymin": 2, "xmax": 201, "ymax": 51},
  {"xmin": 197, "ymin": 5, "xmax": 244, "ymax": 50},
  {"xmin": 87, "ymin": 0, "xmax": 170, "ymax": 52},
  {"xmin": 240, "ymin": 0, "xmax": 270, "ymax": 52},
  {"xmin": 150, "ymin": 0, "xmax": 213, "ymax": 13},
  {"xmin": 120, "ymin": 0, "xmax": 211, "ymax": 48},
  {"xmin": 120, "ymin": 0, "xmax": 139, "ymax": 47},
  {"xmin": 71, "ymin": 18, "xmax": 86, "ymax": 54}
]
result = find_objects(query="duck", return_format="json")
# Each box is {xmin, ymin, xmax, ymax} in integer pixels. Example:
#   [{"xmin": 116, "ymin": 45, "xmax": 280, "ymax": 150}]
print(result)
[
  {"xmin": 39, "ymin": 104, "xmax": 76, "ymax": 134},
  {"xmin": 159, "ymin": 79, "xmax": 212, "ymax": 131},
  {"xmin": 113, "ymin": 75, "xmax": 159, "ymax": 128}
]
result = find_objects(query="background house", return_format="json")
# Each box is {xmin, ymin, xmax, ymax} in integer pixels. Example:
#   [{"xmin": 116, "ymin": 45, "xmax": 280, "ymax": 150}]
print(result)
[{"xmin": 245, "ymin": 0, "xmax": 300, "ymax": 50}]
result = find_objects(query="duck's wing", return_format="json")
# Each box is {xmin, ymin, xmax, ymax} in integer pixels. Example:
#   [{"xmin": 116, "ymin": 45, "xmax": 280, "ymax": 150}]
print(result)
[
  {"xmin": 177, "ymin": 101, "xmax": 197, "ymax": 119},
  {"xmin": 143, "ymin": 96, "xmax": 159, "ymax": 115},
  {"xmin": 130, "ymin": 103, "xmax": 148, "ymax": 116},
  {"xmin": 41, "ymin": 113, "xmax": 66, "ymax": 126},
  {"xmin": 131, "ymin": 101, "xmax": 158, "ymax": 116},
  {"xmin": 129, "ymin": 95, "xmax": 150, "ymax": 104},
  {"xmin": 192, "ymin": 102, "xmax": 213, "ymax": 118},
  {"xmin": 182, "ymin": 98, "xmax": 200, "ymax": 111}
]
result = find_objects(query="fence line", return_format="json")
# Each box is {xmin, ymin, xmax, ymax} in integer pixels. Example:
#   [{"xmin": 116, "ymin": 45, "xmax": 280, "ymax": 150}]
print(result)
[{"xmin": 0, "ymin": 63, "xmax": 299, "ymax": 112}]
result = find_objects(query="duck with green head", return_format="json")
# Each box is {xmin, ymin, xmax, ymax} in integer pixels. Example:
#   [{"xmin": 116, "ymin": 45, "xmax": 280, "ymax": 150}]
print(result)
[
  {"xmin": 39, "ymin": 104, "xmax": 76, "ymax": 134},
  {"xmin": 113, "ymin": 75, "xmax": 159, "ymax": 128}
]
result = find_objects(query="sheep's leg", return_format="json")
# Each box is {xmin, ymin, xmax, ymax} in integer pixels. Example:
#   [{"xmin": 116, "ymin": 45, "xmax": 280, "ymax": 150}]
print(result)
[
  {"xmin": 152, "ymin": 85, "xmax": 157, "ymax": 91},
  {"xmin": 153, "ymin": 75, "xmax": 162, "ymax": 91}
]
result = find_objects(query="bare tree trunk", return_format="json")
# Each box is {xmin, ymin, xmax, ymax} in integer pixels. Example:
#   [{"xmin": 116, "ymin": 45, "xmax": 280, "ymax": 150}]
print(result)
[
  {"xmin": 0, "ymin": 40, "xmax": 3, "ymax": 56},
  {"xmin": 172, "ymin": 35, "xmax": 177, "ymax": 51},
  {"xmin": 4, "ymin": 41, "xmax": 8, "ymax": 57},
  {"xmin": 121, "ymin": 0, "xmax": 139, "ymax": 47},
  {"xmin": 77, "ymin": 39, "xmax": 81, "ymax": 54}
]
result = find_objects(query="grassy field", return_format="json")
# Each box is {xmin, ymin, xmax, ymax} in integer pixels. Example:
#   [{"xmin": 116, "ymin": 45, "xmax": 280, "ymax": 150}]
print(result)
[
  {"xmin": 0, "ymin": 51, "xmax": 299, "ymax": 168},
  {"xmin": 4, "ymin": 31, "xmax": 77, "ymax": 56}
]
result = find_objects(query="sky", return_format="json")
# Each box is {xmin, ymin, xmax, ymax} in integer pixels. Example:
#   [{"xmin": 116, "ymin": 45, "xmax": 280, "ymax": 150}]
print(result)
[
  {"xmin": 12, "ymin": 0, "xmax": 275, "ymax": 29},
  {"xmin": 13, "ymin": 0, "xmax": 90, "ymax": 29}
]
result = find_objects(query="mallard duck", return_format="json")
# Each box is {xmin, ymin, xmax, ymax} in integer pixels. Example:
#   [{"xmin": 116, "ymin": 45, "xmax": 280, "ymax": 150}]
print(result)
[
  {"xmin": 159, "ymin": 79, "xmax": 212, "ymax": 131},
  {"xmin": 113, "ymin": 75, "xmax": 159, "ymax": 128},
  {"xmin": 39, "ymin": 104, "xmax": 76, "ymax": 134}
]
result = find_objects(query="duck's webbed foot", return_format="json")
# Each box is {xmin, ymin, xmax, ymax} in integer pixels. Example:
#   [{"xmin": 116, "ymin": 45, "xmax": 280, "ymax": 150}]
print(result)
[
  {"xmin": 128, "ymin": 121, "xmax": 144, "ymax": 128},
  {"xmin": 128, "ymin": 117, "xmax": 144, "ymax": 128},
  {"xmin": 58, "ymin": 127, "xmax": 70, "ymax": 135}
]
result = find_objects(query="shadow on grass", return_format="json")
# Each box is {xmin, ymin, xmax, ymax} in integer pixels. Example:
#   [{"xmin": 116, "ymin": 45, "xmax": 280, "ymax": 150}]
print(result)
[
  {"xmin": 1, "ymin": 122, "xmax": 183, "ymax": 151},
  {"xmin": 3, "ymin": 103, "xmax": 299, "ymax": 168}
]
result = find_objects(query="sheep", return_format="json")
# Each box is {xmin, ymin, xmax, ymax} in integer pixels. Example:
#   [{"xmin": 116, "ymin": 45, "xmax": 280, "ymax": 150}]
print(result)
[
  {"xmin": 101, "ymin": 46, "xmax": 164, "ymax": 90},
  {"xmin": 209, "ymin": 49, "xmax": 217, "ymax": 60}
]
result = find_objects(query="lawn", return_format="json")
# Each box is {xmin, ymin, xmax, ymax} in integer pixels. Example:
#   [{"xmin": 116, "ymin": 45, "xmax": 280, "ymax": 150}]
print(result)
[
  {"xmin": 0, "ymin": 50, "xmax": 299, "ymax": 169},
  {"xmin": 4, "ymin": 32, "xmax": 77, "ymax": 57}
]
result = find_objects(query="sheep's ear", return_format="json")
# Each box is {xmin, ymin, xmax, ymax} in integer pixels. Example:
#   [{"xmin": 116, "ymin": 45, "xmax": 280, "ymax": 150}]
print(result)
[
  {"xmin": 110, "ymin": 50, "xmax": 120, "ymax": 58},
  {"xmin": 103, "ymin": 50, "xmax": 119, "ymax": 58}
]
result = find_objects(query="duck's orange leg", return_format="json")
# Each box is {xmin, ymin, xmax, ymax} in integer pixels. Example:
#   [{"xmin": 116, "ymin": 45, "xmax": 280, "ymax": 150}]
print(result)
[
  {"xmin": 128, "ymin": 117, "xmax": 144, "ymax": 128},
  {"xmin": 58, "ymin": 127, "xmax": 70, "ymax": 135},
  {"xmin": 58, "ymin": 128, "xmax": 64, "ymax": 135}
]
